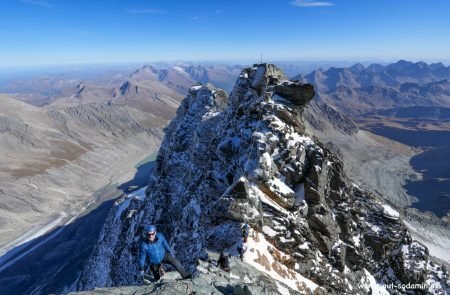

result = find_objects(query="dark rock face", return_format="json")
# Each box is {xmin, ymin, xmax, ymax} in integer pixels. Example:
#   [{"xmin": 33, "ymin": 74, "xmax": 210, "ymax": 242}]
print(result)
[
  {"xmin": 78, "ymin": 64, "xmax": 449, "ymax": 294},
  {"xmin": 273, "ymin": 82, "xmax": 315, "ymax": 106}
]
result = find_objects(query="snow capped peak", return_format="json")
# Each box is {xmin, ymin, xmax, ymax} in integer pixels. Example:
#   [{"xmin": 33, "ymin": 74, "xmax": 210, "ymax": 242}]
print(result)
[
  {"xmin": 78, "ymin": 64, "xmax": 448, "ymax": 294},
  {"xmin": 172, "ymin": 65, "xmax": 186, "ymax": 73}
]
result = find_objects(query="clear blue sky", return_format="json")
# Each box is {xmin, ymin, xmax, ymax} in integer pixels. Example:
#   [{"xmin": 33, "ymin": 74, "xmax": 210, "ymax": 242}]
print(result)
[{"xmin": 1, "ymin": 0, "xmax": 449, "ymax": 67}]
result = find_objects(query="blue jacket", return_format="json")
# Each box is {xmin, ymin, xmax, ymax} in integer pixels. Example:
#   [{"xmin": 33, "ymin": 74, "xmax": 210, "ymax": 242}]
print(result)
[{"xmin": 138, "ymin": 233, "xmax": 172, "ymax": 269}]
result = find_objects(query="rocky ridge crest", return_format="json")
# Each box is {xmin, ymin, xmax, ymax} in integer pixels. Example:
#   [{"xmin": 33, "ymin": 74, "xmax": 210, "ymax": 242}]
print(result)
[{"xmin": 78, "ymin": 64, "xmax": 449, "ymax": 294}]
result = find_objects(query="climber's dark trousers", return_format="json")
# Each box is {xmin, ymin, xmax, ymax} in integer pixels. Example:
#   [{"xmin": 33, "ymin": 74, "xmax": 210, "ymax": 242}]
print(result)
[{"xmin": 150, "ymin": 252, "xmax": 189, "ymax": 280}]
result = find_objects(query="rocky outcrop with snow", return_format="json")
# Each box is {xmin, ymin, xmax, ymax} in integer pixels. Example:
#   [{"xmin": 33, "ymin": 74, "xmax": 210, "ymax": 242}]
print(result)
[
  {"xmin": 78, "ymin": 64, "xmax": 449, "ymax": 294},
  {"xmin": 73, "ymin": 250, "xmax": 306, "ymax": 295}
]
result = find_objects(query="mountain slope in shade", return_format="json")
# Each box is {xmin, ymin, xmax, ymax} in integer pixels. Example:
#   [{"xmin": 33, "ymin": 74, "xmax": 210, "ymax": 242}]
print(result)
[{"xmin": 76, "ymin": 64, "xmax": 448, "ymax": 294}]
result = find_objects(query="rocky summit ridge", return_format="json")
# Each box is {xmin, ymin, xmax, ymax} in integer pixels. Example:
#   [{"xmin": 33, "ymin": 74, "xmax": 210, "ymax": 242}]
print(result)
[{"xmin": 77, "ymin": 64, "xmax": 449, "ymax": 294}]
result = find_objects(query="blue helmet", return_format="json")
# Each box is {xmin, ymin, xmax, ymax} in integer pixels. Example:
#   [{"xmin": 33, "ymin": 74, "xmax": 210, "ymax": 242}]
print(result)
[{"xmin": 144, "ymin": 225, "xmax": 156, "ymax": 233}]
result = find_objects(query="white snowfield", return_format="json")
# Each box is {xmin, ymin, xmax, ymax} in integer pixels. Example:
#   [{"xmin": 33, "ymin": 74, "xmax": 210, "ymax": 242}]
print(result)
[
  {"xmin": 243, "ymin": 232, "xmax": 319, "ymax": 294},
  {"xmin": 190, "ymin": 85, "xmax": 203, "ymax": 91},
  {"xmin": 382, "ymin": 204, "xmax": 400, "ymax": 219},
  {"xmin": 361, "ymin": 269, "xmax": 390, "ymax": 295}
]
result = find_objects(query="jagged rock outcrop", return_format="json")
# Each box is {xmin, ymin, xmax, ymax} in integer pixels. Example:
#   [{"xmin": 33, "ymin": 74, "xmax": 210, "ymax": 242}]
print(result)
[
  {"xmin": 78, "ymin": 64, "xmax": 449, "ymax": 294},
  {"xmin": 72, "ymin": 251, "xmax": 304, "ymax": 295}
]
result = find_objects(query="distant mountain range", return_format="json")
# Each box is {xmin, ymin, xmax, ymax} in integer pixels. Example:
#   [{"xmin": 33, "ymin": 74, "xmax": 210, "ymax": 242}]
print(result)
[
  {"xmin": 4, "ymin": 60, "xmax": 450, "ymax": 116},
  {"xmin": 0, "ymin": 64, "xmax": 242, "ymax": 108},
  {"xmin": 296, "ymin": 60, "xmax": 450, "ymax": 114}
]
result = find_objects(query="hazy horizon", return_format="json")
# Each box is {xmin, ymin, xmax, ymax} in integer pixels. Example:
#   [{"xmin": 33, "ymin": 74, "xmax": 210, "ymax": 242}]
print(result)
[
  {"xmin": 1, "ymin": 0, "xmax": 450, "ymax": 67},
  {"xmin": 1, "ymin": 58, "xmax": 449, "ymax": 75}
]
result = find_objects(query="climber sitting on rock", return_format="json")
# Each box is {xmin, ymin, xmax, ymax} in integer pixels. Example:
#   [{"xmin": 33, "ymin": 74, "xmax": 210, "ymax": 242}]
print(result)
[{"xmin": 138, "ymin": 225, "xmax": 192, "ymax": 281}]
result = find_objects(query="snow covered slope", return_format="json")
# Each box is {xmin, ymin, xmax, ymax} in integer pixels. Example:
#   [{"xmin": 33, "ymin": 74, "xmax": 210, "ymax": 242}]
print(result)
[{"xmin": 78, "ymin": 64, "xmax": 449, "ymax": 294}]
